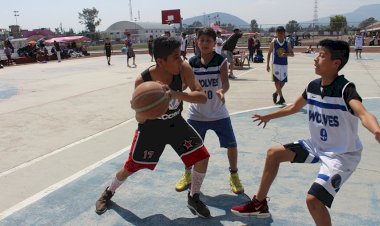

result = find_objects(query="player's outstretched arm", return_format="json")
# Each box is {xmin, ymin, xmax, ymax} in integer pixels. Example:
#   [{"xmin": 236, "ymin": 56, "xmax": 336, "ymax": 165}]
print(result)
[
  {"xmin": 349, "ymin": 99, "xmax": 380, "ymax": 143},
  {"xmin": 252, "ymin": 96, "xmax": 307, "ymax": 128}
]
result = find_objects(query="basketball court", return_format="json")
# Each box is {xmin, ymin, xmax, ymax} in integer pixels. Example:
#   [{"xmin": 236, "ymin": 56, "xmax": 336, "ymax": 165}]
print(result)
[{"xmin": 0, "ymin": 50, "xmax": 379, "ymax": 225}]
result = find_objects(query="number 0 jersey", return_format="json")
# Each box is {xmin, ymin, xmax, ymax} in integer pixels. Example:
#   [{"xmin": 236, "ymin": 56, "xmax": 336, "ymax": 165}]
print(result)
[
  {"xmin": 303, "ymin": 75, "xmax": 363, "ymax": 156},
  {"xmin": 188, "ymin": 53, "xmax": 229, "ymax": 121}
]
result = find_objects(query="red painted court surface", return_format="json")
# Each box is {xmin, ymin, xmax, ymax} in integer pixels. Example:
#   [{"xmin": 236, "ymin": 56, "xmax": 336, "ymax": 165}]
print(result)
[{"xmin": 0, "ymin": 99, "xmax": 379, "ymax": 226}]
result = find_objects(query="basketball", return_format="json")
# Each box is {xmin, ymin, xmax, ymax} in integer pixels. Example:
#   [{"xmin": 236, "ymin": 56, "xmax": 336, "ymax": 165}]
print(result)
[{"xmin": 131, "ymin": 81, "xmax": 170, "ymax": 119}]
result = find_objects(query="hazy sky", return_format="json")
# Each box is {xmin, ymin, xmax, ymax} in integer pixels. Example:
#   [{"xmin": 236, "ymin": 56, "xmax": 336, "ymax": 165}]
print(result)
[{"xmin": 1, "ymin": 0, "xmax": 379, "ymax": 32}]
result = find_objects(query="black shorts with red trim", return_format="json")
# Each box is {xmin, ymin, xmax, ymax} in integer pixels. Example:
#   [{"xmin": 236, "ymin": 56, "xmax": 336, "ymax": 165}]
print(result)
[{"xmin": 124, "ymin": 116, "xmax": 210, "ymax": 172}]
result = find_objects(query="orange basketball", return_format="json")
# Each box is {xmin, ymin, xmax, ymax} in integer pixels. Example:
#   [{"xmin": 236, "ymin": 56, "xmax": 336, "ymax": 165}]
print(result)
[{"xmin": 131, "ymin": 81, "xmax": 170, "ymax": 119}]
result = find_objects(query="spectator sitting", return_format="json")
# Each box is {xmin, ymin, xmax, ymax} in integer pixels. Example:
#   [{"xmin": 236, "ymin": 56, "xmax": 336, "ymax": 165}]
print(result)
[
  {"xmin": 304, "ymin": 45, "xmax": 314, "ymax": 54},
  {"xmin": 253, "ymin": 48, "xmax": 264, "ymax": 63},
  {"xmin": 80, "ymin": 45, "xmax": 90, "ymax": 56}
]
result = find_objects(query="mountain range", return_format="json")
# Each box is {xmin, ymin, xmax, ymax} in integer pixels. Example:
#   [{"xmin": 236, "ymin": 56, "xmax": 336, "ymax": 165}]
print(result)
[
  {"xmin": 182, "ymin": 4, "xmax": 380, "ymax": 27},
  {"xmin": 182, "ymin": 12, "xmax": 249, "ymax": 27},
  {"xmin": 303, "ymin": 4, "xmax": 380, "ymax": 25}
]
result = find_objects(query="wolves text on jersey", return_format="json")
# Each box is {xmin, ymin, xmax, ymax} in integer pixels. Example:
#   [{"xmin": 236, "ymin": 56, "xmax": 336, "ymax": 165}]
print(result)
[{"xmin": 309, "ymin": 110, "xmax": 339, "ymax": 127}]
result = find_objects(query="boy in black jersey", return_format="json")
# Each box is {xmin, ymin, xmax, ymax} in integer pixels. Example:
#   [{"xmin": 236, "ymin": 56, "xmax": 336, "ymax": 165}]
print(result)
[
  {"xmin": 95, "ymin": 36, "xmax": 212, "ymax": 218},
  {"xmin": 104, "ymin": 38, "xmax": 112, "ymax": 65},
  {"xmin": 231, "ymin": 39, "xmax": 380, "ymax": 226}
]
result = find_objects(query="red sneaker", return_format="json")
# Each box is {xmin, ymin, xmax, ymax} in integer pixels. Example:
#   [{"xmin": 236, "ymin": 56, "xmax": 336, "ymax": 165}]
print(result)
[{"xmin": 231, "ymin": 196, "xmax": 270, "ymax": 218}]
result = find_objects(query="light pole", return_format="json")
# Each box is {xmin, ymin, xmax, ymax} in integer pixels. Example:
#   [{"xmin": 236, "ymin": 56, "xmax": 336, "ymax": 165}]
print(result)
[
  {"xmin": 13, "ymin": 10, "xmax": 19, "ymax": 26},
  {"xmin": 134, "ymin": 18, "xmax": 137, "ymax": 42}
]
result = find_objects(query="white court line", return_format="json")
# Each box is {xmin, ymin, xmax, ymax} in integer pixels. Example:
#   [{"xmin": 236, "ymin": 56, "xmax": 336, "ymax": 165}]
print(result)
[
  {"xmin": 0, "ymin": 146, "xmax": 130, "ymax": 221},
  {"xmin": 0, "ymin": 118, "xmax": 136, "ymax": 178},
  {"xmin": 231, "ymin": 97, "xmax": 380, "ymax": 116},
  {"xmin": 0, "ymin": 97, "xmax": 379, "ymax": 221}
]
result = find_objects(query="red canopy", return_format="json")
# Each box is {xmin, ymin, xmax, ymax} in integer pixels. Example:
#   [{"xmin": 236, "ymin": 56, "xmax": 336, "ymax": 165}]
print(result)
[
  {"xmin": 210, "ymin": 23, "xmax": 231, "ymax": 35},
  {"xmin": 45, "ymin": 36, "xmax": 90, "ymax": 43}
]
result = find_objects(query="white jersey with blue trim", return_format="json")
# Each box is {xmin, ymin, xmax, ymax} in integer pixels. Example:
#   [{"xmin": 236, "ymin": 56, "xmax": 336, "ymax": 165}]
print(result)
[
  {"xmin": 306, "ymin": 76, "xmax": 363, "ymax": 156},
  {"xmin": 188, "ymin": 53, "xmax": 229, "ymax": 121},
  {"xmin": 355, "ymin": 34, "xmax": 363, "ymax": 49}
]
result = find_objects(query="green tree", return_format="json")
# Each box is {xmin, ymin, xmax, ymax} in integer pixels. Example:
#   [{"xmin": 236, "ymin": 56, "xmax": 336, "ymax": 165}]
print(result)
[
  {"xmin": 64, "ymin": 28, "xmax": 76, "ymax": 36},
  {"xmin": 285, "ymin": 20, "xmax": 301, "ymax": 33},
  {"xmin": 191, "ymin": 21, "xmax": 203, "ymax": 28},
  {"xmin": 78, "ymin": 7, "xmax": 101, "ymax": 32},
  {"xmin": 330, "ymin": 15, "xmax": 347, "ymax": 35},
  {"xmin": 250, "ymin": 19, "xmax": 259, "ymax": 32},
  {"xmin": 220, "ymin": 23, "xmax": 235, "ymax": 32},
  {"xmin": 184, "ymin": 21, "xmax": 203, "ymax": 34},
  {"xmin": 358, "ymin": 17, "xmax": 378, "ymax": 29},
  {"xmin": 268, "ymin": 27, "xmax": 276, "ymax": 32}
]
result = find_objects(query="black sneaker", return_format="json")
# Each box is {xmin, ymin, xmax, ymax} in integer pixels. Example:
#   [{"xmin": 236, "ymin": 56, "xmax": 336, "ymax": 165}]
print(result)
[
  {"xmin": 276, "ymin": 97, "xmax": 286, "ymax": 105},
  {"xmin": 228, "ymin": 74, "xmax": 237, "ymax": 79},
  {"xmin": 272, "ymin": 93, "xmax": 278, "ymax": 104},
  {"xmin": 95, "ymin": 187, "xmax": 114, "ymax": 214},
  {"xmin": 187, "ymin": 192, "xmax": 211, "ymax": 218}
]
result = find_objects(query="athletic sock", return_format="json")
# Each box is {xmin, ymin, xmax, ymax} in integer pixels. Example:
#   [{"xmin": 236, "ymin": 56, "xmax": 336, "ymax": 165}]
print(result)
[
  {"xmin": 190, "ymin": 170, "xmax": 205, "ymax": 196},
  {"xmin": 108, "ymin": 176, "xmax": 124, "ymax": 193}
]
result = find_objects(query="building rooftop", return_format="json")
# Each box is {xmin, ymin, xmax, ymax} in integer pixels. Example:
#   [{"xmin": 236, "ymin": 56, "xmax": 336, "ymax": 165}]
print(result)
[{"xmin": 105, "ymin": 21, "xmax": 173, "ymax": 32}]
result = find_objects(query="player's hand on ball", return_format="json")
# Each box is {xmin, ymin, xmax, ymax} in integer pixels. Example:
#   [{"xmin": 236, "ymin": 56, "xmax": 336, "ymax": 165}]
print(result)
[
  {"xmin": 161, "ymin": 84, "xmax": 176, "ymax": 100},
  {"xmin": 135, "ymin": 113, "xmax": 147, "ymax": 124}
]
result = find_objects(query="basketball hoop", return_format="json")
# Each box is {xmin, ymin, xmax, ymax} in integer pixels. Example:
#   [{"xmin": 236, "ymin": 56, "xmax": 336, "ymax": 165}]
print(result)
[{"xmin": 161, "ymin": 9, "xmax": 181, "ymax": 25}]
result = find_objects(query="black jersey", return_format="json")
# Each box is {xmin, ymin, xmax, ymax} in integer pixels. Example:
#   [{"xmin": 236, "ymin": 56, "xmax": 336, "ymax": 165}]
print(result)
[
  {"xmin": 104, "ymin": 42, "xmax": 112, "ymax": 53},
  {"xmin": 140, "ymin": 68, "xmax": 183, "ymax": 120}
]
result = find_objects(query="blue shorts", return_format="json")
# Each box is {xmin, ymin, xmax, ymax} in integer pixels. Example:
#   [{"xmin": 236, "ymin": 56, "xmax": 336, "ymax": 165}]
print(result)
[{"xmin": 188, "ymin": 117, "xmax": 237, "ymax": 148}]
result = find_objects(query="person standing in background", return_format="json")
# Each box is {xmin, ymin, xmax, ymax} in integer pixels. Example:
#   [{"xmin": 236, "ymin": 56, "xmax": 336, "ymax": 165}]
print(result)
[
  {"xmin": 354, "ymin": 30, "xmax": 364, "ymax": 59},
  {"xmin": 53, "ymin": 41, "xmax": 62, "ymax": 63},
  {"xmin": 221, "ymin": 28, "xmax": 242, "ymax": 79},
  {"xmin": 248, "ymin": 35, "xmax": 255, "ymax": 62},
  {"xmin": 148, "ymin": 35, "xmax": 154, "ymax": 62},
  {"xmin": 125, "ymin": 33, "xmax": 136, "ymax": 67},
  {"xmin": 180, "ymin": 32, "xmax": 188, "ymax": 61},
  {"xmin": 215, "ymin": 31, "xmax": 223, "ymax": 55},
  {"xmin": 267, "ymin": 26, "xmax": 294, "ymax": 105},
  {"xmin": 104, "ymin": 38, "xmax": 112, "ymax": 65}
]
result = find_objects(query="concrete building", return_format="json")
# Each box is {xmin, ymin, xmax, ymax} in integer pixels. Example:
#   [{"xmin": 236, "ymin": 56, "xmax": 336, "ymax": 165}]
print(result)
[
  {"xmin": 102, "ymin": 21, "xmax": 174, "ymax": 42},
  {"xmin": 362, "ymin": 21, "xmax": 380, "ymax": 33},
  {"xmin": 0, "ymin": 29, "xmax": 10, "ymax": 42}
]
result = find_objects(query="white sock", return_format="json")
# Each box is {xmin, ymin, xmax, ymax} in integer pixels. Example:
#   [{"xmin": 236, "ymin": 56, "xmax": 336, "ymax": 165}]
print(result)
[
  {"xmin": 108, "ymin": 176, "xmax": 124, "ymax": 193},
  {"xmin": 190, "ymin": 170, "xmax": 205, "ymax": 196}
]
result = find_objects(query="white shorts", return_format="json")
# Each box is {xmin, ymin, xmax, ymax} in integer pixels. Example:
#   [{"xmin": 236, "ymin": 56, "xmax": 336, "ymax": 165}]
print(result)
[
  {"xmin": 284, "ymin": 139, "xmax": 361, "ymax": 208},
  {"xmin": 272, "ymin": 64, "xmax": 288, "ymax": 82},
  {"xmin": 355, "ymin": 43, "xmax": 363, "ymax": 50}
]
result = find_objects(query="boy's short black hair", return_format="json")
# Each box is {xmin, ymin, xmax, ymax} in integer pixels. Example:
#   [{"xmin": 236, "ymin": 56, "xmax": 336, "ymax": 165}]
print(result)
[
  {"xmin": 319, "ymin": 39, "xmax": 350, "ymax": 71},
  {"xmin": 197, "ymin": 27, "xmax": 217, "ymax": 41},
  {"xmin": 233, "ymin": 28, "xmax": 240, "ymax": 33},
  {"xmin": 153, "ymin": 36, "xmax": 180, "ymax": 60},
  {"xmin": 276, "ymin": 26, "xmax": 285, "ymax": 32}
]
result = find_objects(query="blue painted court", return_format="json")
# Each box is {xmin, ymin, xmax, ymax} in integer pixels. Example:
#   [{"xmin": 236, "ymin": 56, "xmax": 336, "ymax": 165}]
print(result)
[{"xmin": 1, "ymin": 99, "xmax": 379, "ymax": 226}]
